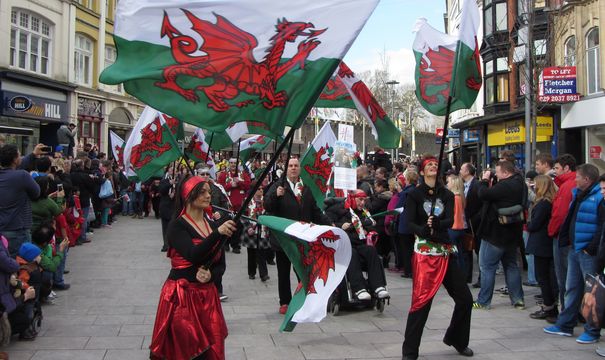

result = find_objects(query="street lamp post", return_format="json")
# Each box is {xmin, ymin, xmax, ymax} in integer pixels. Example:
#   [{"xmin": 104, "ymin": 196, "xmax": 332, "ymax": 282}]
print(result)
[{"xmin": 386, "ymin": 80, "xmax": 400, "ymax": 160}]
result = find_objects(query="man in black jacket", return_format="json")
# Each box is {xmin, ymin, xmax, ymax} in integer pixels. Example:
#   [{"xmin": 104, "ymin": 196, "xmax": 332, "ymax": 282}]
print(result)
[
  {"xmin": 460, "ymin": 163, "xmax": 481, "ymax": 285},
  {"xmin": 474, "ymin": 160, "xmax": 525, "ymax": 309},
  {"xmin": 264, "ymin": 158, "xmax": 332, "ymax": 314},
  {"xmin": 70, "ymin": 159, "xmax": 102, "ymax": 244}
]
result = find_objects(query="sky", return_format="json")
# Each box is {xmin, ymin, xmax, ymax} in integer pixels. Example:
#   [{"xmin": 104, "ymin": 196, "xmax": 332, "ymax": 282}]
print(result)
[{"xmin": 343, "ymin": 0, "xmax": 447, "ymax": 86}]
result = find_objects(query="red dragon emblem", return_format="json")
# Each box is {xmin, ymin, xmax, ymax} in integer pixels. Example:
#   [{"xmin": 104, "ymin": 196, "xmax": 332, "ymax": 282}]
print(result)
[
  {"xmin": 246, "ymin": 135, "xmax": 267, "ymax": 148},
  {"xmin": 303, "ymin": 144, "xmax": 333, "ymax": 194},
  {"xmin": 114, "ymin": 145, "xmax": 124, "ymax": 167},
  {"xmin": 319, "ymin": 77, "xmax": 351, "ymax": 101},
  {"xmin": 295, "ymin": 229, "xmax": 340, "ymax": 295},
  {"xmin": 350, "ymin": 81, "xmax": 387, "ymax": 123},
  {"xmin": 418, "ymin": 43, "xmax": 481, "ymax": 105},
  {"xmin": 155, "ymin": 10, "xmax": 326, "ymax": 112},
  {"xmin": 187, "ymin": 134, "xmax": 209, "ymax": 162},
  {"xmin": 129, "ymin": 115, "xmax": 173, "ymax": 169}
]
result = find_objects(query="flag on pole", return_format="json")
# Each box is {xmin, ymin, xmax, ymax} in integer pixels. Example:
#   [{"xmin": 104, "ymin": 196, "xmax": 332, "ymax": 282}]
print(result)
[
  {"xmin": 109, "ymin": 130, "xmax": 125, "ymax": 167},
  {"xmin": 185, "ymin": 128, "xmax": 217, "ymax": 178},
  {"xmin": 371, "ymin": 207, "xmax": 403, "ymax": 219},
  {"xmin": 123, "ymin": 107, "xmax": 182, "ymax": 181},
  {"xmin": 299, "ymin": 122, "xmax": 337, "ymax": 210},
  {"xmin": 100, "ymin": 0, "xmax": 379, "ymax": 138},
  {"xmin": 238, "ymin": 135, "xmax": 272, "ymax": 164},
  {"xmin": 412, "ymin": 0, "xmax": 481, "ymax": 116},
  {"xmin": 208, "ymin": 123, "xmax": 249, "ymax": 151},
  {"xmin": 256, "ymin": 215, "xmax": 351, "ymax": 332},
  {"xmin": 315, "ymin": 62, "xmax": 400, "ymax": 149}
]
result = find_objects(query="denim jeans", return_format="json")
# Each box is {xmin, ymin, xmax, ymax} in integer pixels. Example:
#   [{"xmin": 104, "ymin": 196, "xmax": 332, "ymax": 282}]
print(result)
[
  {"xmin": 132, "ymin": 191, "xmax": 143, "ymax": 215},
  {"xmin": 2, "ymin": 229, "xmax": 32, "ymax": 258},
  {"xmin": 120, "ymin": 190, "xmax": 133, "ymax": 215},
  {"xmin": 477, "ymin": 240, "xmax": 524, "ymax": 306},
  {"xmin": 523, "ymin": 231, "xmax": 537, "ymax": 284},
  {"xmin": 556, "ymin": 250, "xmax": 600, "ymax": 337},
  {"xmin": 53, "ymin": 248, "xmax": 67, "ymax": 286},
  {"xmin": 448, "ymin": 229, "xmax": 466, "ymax": 274},
  {"xmin": 78, "ymin": 207, "xmax": 90, "ymax": 242},
  {"xmin": 553, "ymin": 241, "xmax": 569, "ymax": 310}
]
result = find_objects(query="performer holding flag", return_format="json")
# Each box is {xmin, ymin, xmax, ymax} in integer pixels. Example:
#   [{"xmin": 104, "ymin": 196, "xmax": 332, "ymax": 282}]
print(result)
[{"xmin": 403, "ymin": 0, "xmax": 481, "ymax": 358}]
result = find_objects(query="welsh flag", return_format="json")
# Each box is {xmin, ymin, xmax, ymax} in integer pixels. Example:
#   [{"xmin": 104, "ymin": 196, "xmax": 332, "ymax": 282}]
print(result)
[
  {"xmin": 315, "ymin": 62, "xmax": 400, "ymax": 149},
  {"xmin": 239, "ymin": 135, "xmax": 272, "ymax": 164},
  {"xmin": 123, "ymin": 107, "xmax": 182, "ymax": 181},
  {"xmin": 100, "ymin": 0, "xmax": 379, "ymax": 139},
  {"xmin": 109, "ymin": 130, "xmax": 125, "ymax": 167},
  {"xmin": 185, "ymin": 128, "xmax": 217, "ymax": 178},
  {"xmin": 372, "ymin": 207, "xmax": 403, "ymax": 218},
  {"xmin": 208, "ymin": 122, "xmax": 249, "ymax": 151},
  {"xmin": 412, "ymin": 0, "xmax": 481, "ymax": 116},
  {"xmin": 257, "ymin": 216, "xmax": 351, "ymax": 332},
  {"xmin": 299, "ymin": 122, "xmax": 337, "ymax": 210}
]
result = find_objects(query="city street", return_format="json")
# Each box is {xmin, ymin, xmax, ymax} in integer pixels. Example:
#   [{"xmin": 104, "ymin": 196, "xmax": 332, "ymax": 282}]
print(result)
[{"xmin": 2, "ymin": 216, "xmax": 597, "ymax": 360}]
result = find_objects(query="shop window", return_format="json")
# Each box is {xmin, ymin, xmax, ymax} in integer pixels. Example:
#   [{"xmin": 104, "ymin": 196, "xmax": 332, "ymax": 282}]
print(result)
[
  {"xmin": 564, "ymin": 36, "xmax": 576, "ymax": 66},
  {"xmin": 586, "ymin": 27, "xmax": 600, "ymax": 95},
  {"xmin": 104, "ymin": 46, "xmax": 122, "ymax": 92},
  {"xmin": 75, "ymin": 34, "xmax": 94, "ymax": 86},
  {"xmin": 9, "ymin": 9, "xmax": 53, "ymax": 76}
]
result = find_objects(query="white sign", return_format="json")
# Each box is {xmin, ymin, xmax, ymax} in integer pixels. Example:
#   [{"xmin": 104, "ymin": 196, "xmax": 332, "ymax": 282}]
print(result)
[
  {"xmin": 332, "ymin": 140, "xmax": 357, "ymax": 190},
  {"xmin": 337, "ymin": 124, "xmax": 354, "ymax": 143}
]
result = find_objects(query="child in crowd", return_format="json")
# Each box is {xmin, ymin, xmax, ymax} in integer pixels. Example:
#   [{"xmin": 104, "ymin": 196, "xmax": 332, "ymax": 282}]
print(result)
[
  {"xmin": 32, "ymin": 223, "xmax": 70, "ymax": 300},
  {"xmin": 241, "ymin": 186, "xmax": 271, "ymax": 282},
  {"xmin": 16, "ymin": 243, "xmax": 43, "ymax": 340}
]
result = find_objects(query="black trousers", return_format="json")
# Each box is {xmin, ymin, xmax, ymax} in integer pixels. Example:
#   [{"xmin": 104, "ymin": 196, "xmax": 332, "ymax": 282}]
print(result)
[
  {"xmin": 402, "ymin": 259, "xmax": 473, "ymax": 359},
  {"xmin": 228, "ymin": 226, "xmax": 242, "ymax": 250},
  {"xmin": 276, "ymin": 250, "xmax": 300, "ymax": 305},
  {"xmin": 247, "ymin": 248, "xmax": 269, "ymax": 278},
  {"xmin": 534, "ymin": 255, "xmax": 558, "ymax": 307},
  {"xmin": 347, "ymin": 244, "xmax": 386, "ymax": 293},
  {"xmin": 390, "ymin": 233, "xmax": 404, "ymax": 270},
  {"xmin": 161, "ymin": 217, "xmax": 170, "ymax": 248},
  {"xmin": 400, "ymin": 234, "xmax": 415, "ymax": 276}
]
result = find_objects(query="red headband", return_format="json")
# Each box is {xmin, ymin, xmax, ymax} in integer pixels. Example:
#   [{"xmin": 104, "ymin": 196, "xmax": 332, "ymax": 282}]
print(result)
[
  {"xmin": 421, "ymin": 157, "xmax": 438, "ymax": 171},
  {"xmin": 181, "ymin": 176, "xmax": 205, "ymax": 201}
]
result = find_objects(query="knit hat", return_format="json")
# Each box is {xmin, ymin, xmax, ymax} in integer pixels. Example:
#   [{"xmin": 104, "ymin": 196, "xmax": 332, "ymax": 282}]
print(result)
[{"xmin": 19, "ymin": 243, "xmax": 42, "ymax": 262}]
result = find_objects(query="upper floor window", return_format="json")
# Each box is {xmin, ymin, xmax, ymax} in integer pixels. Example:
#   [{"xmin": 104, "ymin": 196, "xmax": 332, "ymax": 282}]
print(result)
[
  {"xmin": 75, "ymin": 34, "xmax": 94, "ymax": 86},
  {"xmin": 104, "ymin": 46, "xmax": 122, "ymax": 92},
  {"xmin": 76, "ymin": 0, "xmax": 92, "ymax": 10},
  {"xmin": 484, "ymin": 0, "xmax": 507, "ymax": 36},
  {"xmin": 564, "ymin": 36, "xmax": 576, "ymax": 66},
  {"xmin": 485, "ymin": 56, "xmax": 509, "ymax": 104},
  {"xmin": 586, "ymin": 27, "xmax": 600, "ymax": 94},
  {"xmin": 9, "ymin": 9, "xmax": 52, "ymax": 75}
]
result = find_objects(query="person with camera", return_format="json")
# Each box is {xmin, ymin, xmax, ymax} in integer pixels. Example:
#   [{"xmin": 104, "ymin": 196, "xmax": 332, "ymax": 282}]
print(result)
[{"xmin": 473, "ymin": 160, "xmax": 525, "ymax": 310}]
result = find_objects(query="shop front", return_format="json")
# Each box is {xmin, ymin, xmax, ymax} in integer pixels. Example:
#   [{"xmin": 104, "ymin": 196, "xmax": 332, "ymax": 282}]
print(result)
[
  {"xmin": 562, "ymin": 96, "xmax": 605, "ymax": 172},
  {"xmin": 0, "ymin": 71, "xmax": 73, "ymax": 154},
  {"xmin": 77, "ymin": 96, "xmax": 104, "ymax": 149},
  {"xmin": 486, "ymin": 116, "xmax": 555, "ymax": 169}
]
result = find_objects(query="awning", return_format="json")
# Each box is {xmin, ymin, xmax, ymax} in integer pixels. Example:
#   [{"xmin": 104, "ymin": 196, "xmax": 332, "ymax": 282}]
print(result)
[
  {"xmin": 561, "ymin": 96, "xmax": 605, "ymax": 129},
  {"xmin": 0, "ymin": 125, "xmax": 34, "ymax": 136}
]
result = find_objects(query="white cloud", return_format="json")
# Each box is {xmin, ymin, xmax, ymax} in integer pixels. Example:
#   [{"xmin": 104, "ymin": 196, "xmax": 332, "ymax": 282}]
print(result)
[{"xmin": 345, "ymin": 47, "xmax": 417, "ymax": 86}]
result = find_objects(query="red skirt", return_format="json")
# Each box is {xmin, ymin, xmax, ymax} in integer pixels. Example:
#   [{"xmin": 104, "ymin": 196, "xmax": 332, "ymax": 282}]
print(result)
[{"xmin": 149, "ymin": 278, "xmax": 228, "ymax": 360}]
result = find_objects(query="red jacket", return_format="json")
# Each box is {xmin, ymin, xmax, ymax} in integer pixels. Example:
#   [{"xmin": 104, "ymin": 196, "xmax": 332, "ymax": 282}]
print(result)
[
  {"xmin": 217, "ymin": 170, "xmax": 251, "ymax": 211},
  {"xmin": 548, "ymin": 171, "xmax": 576, "ymax": 238}
]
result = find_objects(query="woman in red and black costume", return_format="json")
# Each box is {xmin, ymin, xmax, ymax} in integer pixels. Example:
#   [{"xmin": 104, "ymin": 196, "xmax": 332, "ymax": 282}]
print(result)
[
  {"xmin": 150, "ymin": 175, "xmax": 237, "ymax": 360},
  {"xmin": 401, "ymin": 156, "xmax": 473, "ymax": 360}
]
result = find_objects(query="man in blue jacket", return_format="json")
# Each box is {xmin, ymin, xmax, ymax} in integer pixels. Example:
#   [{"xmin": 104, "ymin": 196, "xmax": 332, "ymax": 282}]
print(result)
[{"xmin": 544, "ymin": 163, "xmax": 602, "ymax": 344}]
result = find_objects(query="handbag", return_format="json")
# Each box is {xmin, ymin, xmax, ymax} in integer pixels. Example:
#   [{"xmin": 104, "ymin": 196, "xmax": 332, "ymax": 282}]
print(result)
[
  {"xmin": 581, "ymin": 273, "xmax": 605, "ymax": 329},
  {"xmin": 99, "ymin": 179, "xmax": 114, "ymax": 199},
  {"xmin": 87, "ymin": 199, "xmax": 96, "ymax": 222}
]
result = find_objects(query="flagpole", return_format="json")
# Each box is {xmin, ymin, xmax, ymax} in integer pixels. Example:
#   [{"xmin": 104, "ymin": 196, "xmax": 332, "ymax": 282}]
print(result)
[
  {"xmin": 429, "ymin": 96, "xmax": 453, "ymax": 232},
  {"xmin": 205, "ymin": 132, "xmax": 214, "ymax": 165},
  {"xmin": 235, "ymin": 138, "xmax": 242, "ymax": 177},
  {"xmin": 281, "ymin": 132, "xmax": 295, "ymax": 187}
]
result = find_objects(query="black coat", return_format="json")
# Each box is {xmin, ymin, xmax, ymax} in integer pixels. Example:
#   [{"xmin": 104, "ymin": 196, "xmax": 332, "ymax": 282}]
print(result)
[
  {"xmin": 405, "ymin": 183, "xmax": 454, "ymax": 243},
  {"xmin": 368, "ymin": 190, "xmax": 391, "ymax": 236},
  {"xmin": 464, "ymin": 178, "xmax": 481, "ymax": 232},
  {"xmin": 70, "ymin": 168, "xmax": 101, "ymax": 206},
  {"xmin": 158, "ymin": 178, "xmax": 175, "ymax": 221},
  {"xmin": 476, "ymin": 173, "xmax": 524, "ymax": 249},
  {"xmin": 264, "ymin": 178, "xmax": 332, "ymax": 250},
  {"xmin": 324, "ymin": 198, "xmax": 375, "ymax": 247},
  {"xmin": 526, "ymin": 199, "xmax": 553, "ymax": 257}
]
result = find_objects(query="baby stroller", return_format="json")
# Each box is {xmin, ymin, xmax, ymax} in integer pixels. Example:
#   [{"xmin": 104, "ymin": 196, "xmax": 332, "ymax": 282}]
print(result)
[
  {"xmin": 327, "ymin": 232, "xmax": 390, "ymax": 315},
  {"xmin": 31, "ymin": 301, "xmax": 43, "ymax": 335}
]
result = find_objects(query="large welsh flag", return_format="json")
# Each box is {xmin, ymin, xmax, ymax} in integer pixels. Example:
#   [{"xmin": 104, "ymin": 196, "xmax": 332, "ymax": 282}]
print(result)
[
  {"xmin": 257, "ymin": 216, "xmax": 351, "ymax": 332},
  {"xmin": 100, "ymin": 0, "xmax": 379, "ymax": 139},
  {"xmin": 315, "ymin": 62, "xmax": 400, "ymax": 149},
  {"xmin": 412, "ymin": 0, "xmax": 481, "ymax": 116},
  {"xmin": 123, "ymin": 107, "xmax": 182, "ymax": 181},
  {"xmin": 299, "ymin": 122, "xmax": 337, "ymax": 210}
]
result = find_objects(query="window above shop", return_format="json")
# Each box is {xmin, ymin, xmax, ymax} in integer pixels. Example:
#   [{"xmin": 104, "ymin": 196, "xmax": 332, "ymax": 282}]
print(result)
[
  {"xmin": 586, "ymin": 27, "xmax": 600, "ymax": 95},
  {"xmin": 484, "ymin": 55, "xmax": 510, "ymax": 105},
  {"xmin": 484, "ymin": 0, "xmax": 507, "ymax": 37},
  {"xmin": 104, "ymin": 46, "xmax": 122, "ymax": 93},
  {"xmin": 74, "ymin": 34, "xmax": 94, "ymax": 87},
  {"xmin": 9, "ymin": 9, "xmax": 53, "ymax": 76},
  {"xmin": 564, "ymin": 36, "xmax": 576, "ymax": 67}
]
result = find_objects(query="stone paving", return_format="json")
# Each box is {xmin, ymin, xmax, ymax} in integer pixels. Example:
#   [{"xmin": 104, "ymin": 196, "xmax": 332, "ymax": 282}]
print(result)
[{"xmin": 1, "ymin": 216, "xmax": 599, "ymax": 359}]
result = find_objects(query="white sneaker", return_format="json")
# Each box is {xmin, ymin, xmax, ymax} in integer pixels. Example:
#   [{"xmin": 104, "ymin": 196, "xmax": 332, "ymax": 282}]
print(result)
[
  {"xmin": 48, "ymin": 291, "xmax": 57, "ymax": 299},
  {"xmin": 355, "ymin": 289, "xmax": 371, "ymax": 301},
  {"xmin": 375, "ymin": 287, "xmax": 389, "ymax": 299}
]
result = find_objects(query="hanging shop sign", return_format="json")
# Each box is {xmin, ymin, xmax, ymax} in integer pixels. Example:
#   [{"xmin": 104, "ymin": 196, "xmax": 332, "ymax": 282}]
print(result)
[
  {"xmin": 539, "ymin": 66, "xmax": 581, "ymax": 103},
  {"xmin": 463, "ymin": 128, "xmax": 480, "ymax": 143},
  {"xmin": 1, "ymin": 90, "xmax": 67, "ymax": 122}
]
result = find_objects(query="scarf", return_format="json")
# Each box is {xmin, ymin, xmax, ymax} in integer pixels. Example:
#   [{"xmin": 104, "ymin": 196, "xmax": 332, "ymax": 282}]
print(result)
[
  {"xmin": 349, "ymin": 208, "xmax": 374, "ymax": 240},
  {"xmin": 248, "ymin": 198, "xmax": 267, "ymax": 238},
  {"xmin": 288, "ymin": 178, "xmax": 304, "ymax": 203}
]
